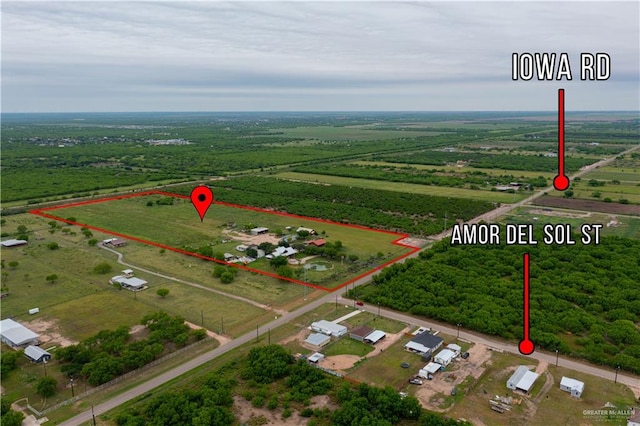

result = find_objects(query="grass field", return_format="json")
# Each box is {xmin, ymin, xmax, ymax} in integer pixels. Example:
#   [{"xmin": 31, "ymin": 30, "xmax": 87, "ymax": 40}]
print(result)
[
  {"xmin": 269, "ymin": 126, "xmax": 442, "ymax": 140},
  {"xmin": 502, "ymin": 207, "xmax": 640, "ymax": 240},
  {"xmin": 323, "ymin": 338, "xmax": 375, "ymax": 357},
  {"xmin": 351, "ymin": 160, "xmax": 557, "ymax": 180},
  {"xmin": 530, "ymin": 365, "xmax": 636, "ymax": 426},
  {"xmin": 548, "ymin": 180, "xmax": 640, "ymax": 204},
  {"xmin": 583, "ymin": 168, "xmax": 640, "ymax": 182},
  {"xmin": 33, "ymin": 193, "xmax": 413, "ymax": 289},
  {"xmin": 274, "ymin": 171, "xmax": 527, "ymax": 203},
  {"xmin": 347, "ymin": 335, "xmax": 418, "ymax": 389}
]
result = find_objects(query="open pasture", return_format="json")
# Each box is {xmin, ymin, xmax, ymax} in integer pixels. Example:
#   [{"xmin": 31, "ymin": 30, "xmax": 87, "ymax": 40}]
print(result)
[
  {"xmin": 30, "ymin": 191, "xmax": 415, "ymax": 290},
  {"xmin": 274, "ymin": 171, "xmax": 527, "ymax": 203}
]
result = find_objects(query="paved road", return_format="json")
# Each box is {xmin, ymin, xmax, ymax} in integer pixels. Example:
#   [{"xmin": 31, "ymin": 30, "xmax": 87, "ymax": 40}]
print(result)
[{"xmin": 62, "ymin": 147, "xmax": 640, "ymax": 424}]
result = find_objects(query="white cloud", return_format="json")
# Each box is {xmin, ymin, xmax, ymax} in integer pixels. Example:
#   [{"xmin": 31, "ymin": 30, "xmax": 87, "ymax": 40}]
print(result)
[{"xmin": 1, "ymin": 1, "xmax": 638, "ymax": 112}]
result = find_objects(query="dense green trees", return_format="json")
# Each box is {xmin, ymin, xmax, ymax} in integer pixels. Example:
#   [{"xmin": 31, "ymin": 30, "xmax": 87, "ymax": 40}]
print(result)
[
  {"xmin": 36, "ymin": 377, "xmax": 58, "ymax": 398},
  {"xmin": 57, "ymin": 313, "xmax": 194, "ymax": 385},
  {"xmin": 0, "ymin": 400, "xmax": 24, "ymax": 426},
  {"xmin": 174, "ymin": 177, "xmax": 493, "ymax": 236},
  {"xmin": 358, "ymin": 235, "xmax": 640, "ymax": 373}
]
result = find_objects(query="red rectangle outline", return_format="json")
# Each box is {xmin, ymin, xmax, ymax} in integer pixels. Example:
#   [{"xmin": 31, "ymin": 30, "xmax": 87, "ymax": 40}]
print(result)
[{"xmin": 29, "ymin": 190, "xmax": 420, "ymax": 292}]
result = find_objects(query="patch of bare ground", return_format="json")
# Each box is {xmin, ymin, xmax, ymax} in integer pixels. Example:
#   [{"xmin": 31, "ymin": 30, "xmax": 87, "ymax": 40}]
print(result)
[
  {"xmin": 184, "ymin": 321, "xmax": 230, "ymax": 345},
  {"xmin": 233, "ymin": 394, "xmax": 335, "ymax": 425},
  {"xmin": 222, "ymin": 229, "xmax": 281, "ymax": 246},
  {"xmin": 415, "ymin": 343, "xmax": 492, "ymax": 412},
  {"xmin": 319, "ymin": 355, "xmax": 360, "ymax": 373},
  {"xmin": 23, "ymin": 318, "xmax": 77, "ymax": 347},
  {"xmin": 397, "ymin": 237, "xmax": 428, "ymax": 248},
  {"xmin": 534, "ymin": 196, "xmax": 639, "ymax": 215},
  {"xmin": 279, "ymin": 327, "xmax": 310, "ymax": 346}
]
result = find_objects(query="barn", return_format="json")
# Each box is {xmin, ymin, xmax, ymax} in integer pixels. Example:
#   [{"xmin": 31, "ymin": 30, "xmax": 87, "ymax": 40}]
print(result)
[
  {"xmin": 304, "ymin": 333, "xmax": 331, "ymax": 348},
  {"xmin": 250, "ymin": 227, "xmax": 269, "ymax": 236},
  {"xmin": 310, "ymin": 320, "xmax": 347, "ymax": 337},
  {"xmin": 0, "ymin": 319, "xmax": 39, "ymax": 348},
  {"xmin": 349, "ymin": 325, "xmax": 373, "ymax": 342},
  {"xmin": 507, "ymin": 366, "xmax": 539, "ymax": 393}
]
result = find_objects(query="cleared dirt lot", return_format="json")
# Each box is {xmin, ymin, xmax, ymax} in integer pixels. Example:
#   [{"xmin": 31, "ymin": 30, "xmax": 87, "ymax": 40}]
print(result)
[
  {"xmin": 534, "ymin": 196, "xmax": 639, "ymax": 215},
  {"xmin": 414, "ymin": 343, "xmax": 492, "ymax": 412}
]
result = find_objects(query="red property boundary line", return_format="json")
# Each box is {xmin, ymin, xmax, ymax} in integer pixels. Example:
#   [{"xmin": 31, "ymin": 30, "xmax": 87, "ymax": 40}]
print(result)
[{"xmin": 29, "ymin": 190, "xmax": 420, "ymax": 292}]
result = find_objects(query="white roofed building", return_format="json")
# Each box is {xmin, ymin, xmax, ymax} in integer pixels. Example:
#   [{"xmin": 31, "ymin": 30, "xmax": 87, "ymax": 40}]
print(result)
[
  {"xmin": 25, "ymin": 345, "xmax": 52, "ymax": 363},
  {"xmin": 418, "ymin": 362, "xmax": 442, "ymax": 378},
  {"xmin": 364, "ymin": 330, "xmax": 386, "ymax": 345},
  {"xmin": 560, "ymin": 377, "xmax": 585, "ymax": 398},
  {"xmin": 110, "ymin": 276, "xmax": 148, "ymax": 291},
  {"xmin": 434, "ymin": 349, "xmax": 456, "ymax": 367},
  {"xmin": 311, "ymin": 320, "xmax": 347, "ymax": 337},
  {"xmin": 0, "ymin": 319, "xmax": 39, "ymax": 348},
  {"xmin": 507, "ymin": 366, "xmax": 539, "ymax": 393}
]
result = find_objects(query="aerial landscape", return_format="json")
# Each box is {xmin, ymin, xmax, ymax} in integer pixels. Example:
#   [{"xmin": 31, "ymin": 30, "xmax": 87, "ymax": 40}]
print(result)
[{"xmin": 1, "ymin": 2, "xmax": 639, "ymax": 426}]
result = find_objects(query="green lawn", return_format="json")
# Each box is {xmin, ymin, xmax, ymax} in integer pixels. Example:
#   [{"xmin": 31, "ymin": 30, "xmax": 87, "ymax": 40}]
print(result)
[
  {"xmin": 323, "ymin": 338, "xmax": 375, "ymax": 357},
  {"xmin": 548, "ymin": 180, "xmax": 640, "ymax": 204},
  {"xmin": 350, "ymin": 160, "xmax": 557, "ymax": 180},
  {"xmin": 274, "ymin": 172, "xmax": 527, "ymax": 203},
  {"xmin": 347, "ymin": 336, "xmax": 418, "ymax": 389},
  {"xmin": 502, "ymin": 207, "xmax": 640, "ymax": 240}
]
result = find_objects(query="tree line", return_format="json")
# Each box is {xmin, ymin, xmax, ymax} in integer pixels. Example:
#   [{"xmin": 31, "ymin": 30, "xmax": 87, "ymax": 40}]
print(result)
[{"xmin": 356, "ymin": 234, "xmax": 640, "ymax": 374}]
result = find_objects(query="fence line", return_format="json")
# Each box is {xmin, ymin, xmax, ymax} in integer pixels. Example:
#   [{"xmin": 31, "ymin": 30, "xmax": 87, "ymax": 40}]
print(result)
[{"xmin": 27, "ymin": 337, "xmax": 211, "ymax": 417}]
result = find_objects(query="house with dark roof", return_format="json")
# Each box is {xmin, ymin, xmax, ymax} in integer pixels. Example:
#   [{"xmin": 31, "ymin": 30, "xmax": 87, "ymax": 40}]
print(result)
[
  {"xmin": 404, "ymin": 332, "xmax": 444, "ymax": 357},
  {"xmin": 350, "ymin": 325, "xmax": 374, "ymax": 342}
]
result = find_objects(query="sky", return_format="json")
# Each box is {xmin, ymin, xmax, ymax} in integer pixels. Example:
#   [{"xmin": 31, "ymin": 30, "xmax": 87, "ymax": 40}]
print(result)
[{"xmin": 2, "ymin": 1, "xmax": 639, "ymax": 112}]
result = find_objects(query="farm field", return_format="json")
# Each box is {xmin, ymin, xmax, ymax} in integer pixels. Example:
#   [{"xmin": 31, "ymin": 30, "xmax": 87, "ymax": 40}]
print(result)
[
  {"xmin": 30, "ymin": 192, "xmax": 415, "ymax": 290},
  {"xmin": 269, "ymin": 125, "xmax": 443, "ymax": 140},
  {"xmin": 350, "ymin": 160, "xmax": 557, "ymax": 180},
  {"xmin": 274, "ymin": 171, "xmax": 527, "ymax": 203},
  {"xmin": 547, "ymin": 180, "xmax": 640, "ymax": 204},
  {"xmin": 502, "ymin": 207, "xmax": 640, "ymax": 240},
  {"xmin": 534, "ymin": 196, "xmax": 640, "ymax": 216}
]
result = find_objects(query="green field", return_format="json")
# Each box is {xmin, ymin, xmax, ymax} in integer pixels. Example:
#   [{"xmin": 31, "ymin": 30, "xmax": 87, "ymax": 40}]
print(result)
[
  {"xmin": 351, "ymin": 160, "xmax": 557, "ymax": 180},
  {"xmin": 270, "ymin": 126, "xmax": 442, "ymax": 140},
  {"xmin": 502, "ymin": 207, "xmax": 640, "ymax": 240},
  {"xmin": 323, "ymin": 338, "xmax": 375, "ymax": 357},
  {"xmin": 274, "ymin": 171, "xmax": 527, "ymax": 203},
  {"xmin": 37, "ymin": 194, "xmax": 411, "ymax": 289},
  {"xmin": 548, "ymin": 180, "xmax": 640, "ymax": 204}
]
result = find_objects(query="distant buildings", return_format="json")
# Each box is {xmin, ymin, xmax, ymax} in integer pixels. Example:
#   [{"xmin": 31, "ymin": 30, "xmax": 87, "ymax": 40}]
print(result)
[
  {"xmin": 250, "ymin": 227, "xmax": 269, "ymax": 236},
  {"xmin": 0, "ymin": 239, "xmax": 28, "ymax": 248},
  {"xmin": 110, "ymin": 273, "xmax": 148, "ymax": 291}
]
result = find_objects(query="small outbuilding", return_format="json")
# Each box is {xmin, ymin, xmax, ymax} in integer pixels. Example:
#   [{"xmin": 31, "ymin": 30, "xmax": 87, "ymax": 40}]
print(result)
[
  {"xmin": 560, "ymin": 377, "xmax": 584, "ymax": 398},
  {"xmin": 418, "ymin": 362, "xmax": 442, "ymax": 378},
  {"xmin": 250, "ymin": 227, "xmax": 269, "ymax": 236},
  {"xmin": 307, "ymin": 239, "xmax": 326, "ymax": 247},
  {"xmin": 108, "ymin": 238, "xmax": 127, "ymax": 247},
  {"xmin": 0, "ymin": 319, "xmax": 39, "ymax": 348},
  {"xmin": 121, "ymin": 269, "xmax": 134, "ymax": 278},
  {"xmin": 307, "ymin": 352, "xmax": 325, "ymax": 363},
  {"xmin": 349, "ymin": 325, "xmax": 373, "ymax": 342},
  {"xmin": 305, "ymin": 333, "xmax": 331, "ymax": 348},
  {"xmin": 434, "ymin": 349, "xmax": 456, "ymax": 367},
  {"xmin": 446, "ymin": 343, "xmax": 462, "ymax": 355},
  {"xmin": 296, "ymin": 227, "xmax": 316, "ymax": 235},
  {"xmin": 507, "ymin": 366, "xmax": 539, "ymax": 393},
  {"xmin": 24, "ymin": 345, "xmax": 52, "ymax": 363},
  {"xmin": 0, "ymin": 239, "xmax": 28, "ymax": 248},
  {"xmin": 364, "ymin": 330, "xmax": 386, "ymax": 345}
]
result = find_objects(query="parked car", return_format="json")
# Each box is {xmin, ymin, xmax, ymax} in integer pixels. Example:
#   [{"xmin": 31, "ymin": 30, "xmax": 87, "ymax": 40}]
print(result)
[
  {"xmin": 450, "ymin": 387, "xmax": 457, "ymax": 396},
  {"xmin": 356, "ymin": 301, "xmax": 364, "ymax": 306},
  {"xmin": 461, "ymin": 351, "xmax": 470, "ymax": 359},
  {"xmin": 409, "ymin": 378, "xmax": 423, "ymax": 385}
]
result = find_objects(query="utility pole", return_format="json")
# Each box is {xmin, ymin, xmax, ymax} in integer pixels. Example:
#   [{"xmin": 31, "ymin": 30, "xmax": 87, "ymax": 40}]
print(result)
[
  {"xmin": 456, "ymin": 323, "xmax": 461, "ymax": 339},
  {"xmin": 614, "ymin": 365, "xmax": 620, "ymax": 383},
  {"xmin": 91, "ymin": 405, "xmax": 97, "ymax": 426},
  {"xmin": 268, "ymin": 328, "xmax": 271, "ymax": 345},
  {"xmin": 256, "ymin": 324, "xmax": 259, "ymax": 342},
  {"xmin": 555, "ymin": 349, "xmax": 559, "ymax": 367},
  {"xmin": 70, "ymin": 378, "xmax": 75, "ymax": 398},
  {"xmin": 201, "ymin": 310, "xmax": 204, "ymax": 326}
]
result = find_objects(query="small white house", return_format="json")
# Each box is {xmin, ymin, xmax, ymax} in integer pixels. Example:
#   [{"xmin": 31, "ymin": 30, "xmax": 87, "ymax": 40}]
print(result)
[
  {"xmin": 446, "ymin": 343, "xmax": 462, "ymax": 355},
  {"xmin": 434, "ymin": 349, "xmax": 456, "ymax": 367},
  {"xmin": 560, "ymin": 377, "xmax": 584, "ymax": 398},
  {"xmin": 418, "ymin": 362, "xmax": 442, "ymax": 378}
]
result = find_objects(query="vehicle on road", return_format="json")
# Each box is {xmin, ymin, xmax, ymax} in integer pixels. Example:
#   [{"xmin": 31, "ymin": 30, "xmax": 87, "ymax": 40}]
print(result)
[{"xmin": 409, "ymin": 377, "xmax": 423, "ymax": 385}]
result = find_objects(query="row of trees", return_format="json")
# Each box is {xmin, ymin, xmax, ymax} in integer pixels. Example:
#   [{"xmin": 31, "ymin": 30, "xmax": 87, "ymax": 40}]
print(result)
[
  {"xmin": 114, "ymin": 344, "xmax": 469, "ymax": 425},
  {"xmin": 174, "ymin": 177, "xmax": 493, "ymax": 236},
  {"xmin": 374, "ymin": 150, "xmax": 595, "ymax": 173},
  {"xmin": 357, "ymin": 234, "xmax": 640, "ymax": 373},
  {"xmin": 294, "ymin": 163, "xmax": 550, "ymax": 189}
]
